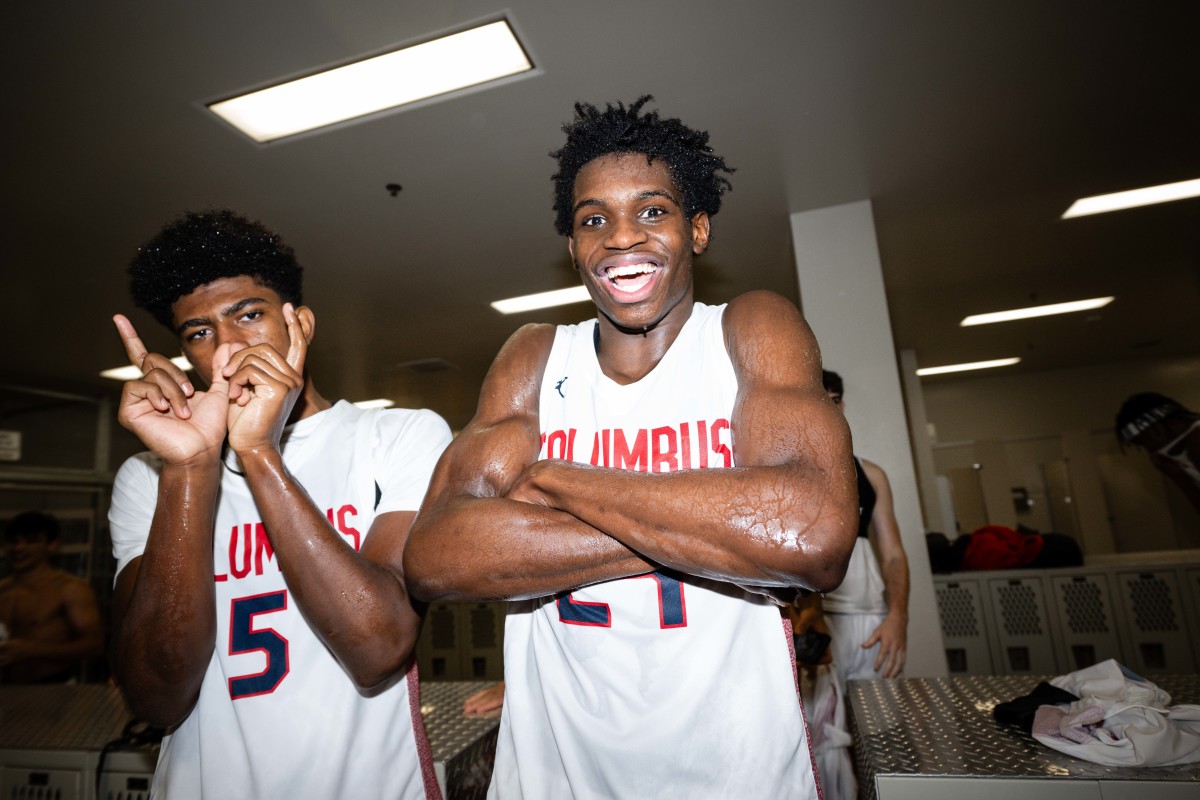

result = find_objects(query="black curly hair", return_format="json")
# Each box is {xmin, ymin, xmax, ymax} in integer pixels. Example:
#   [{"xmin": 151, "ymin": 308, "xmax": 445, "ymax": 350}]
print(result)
[
  {"xmin": 550, "ymin": 96, "xmax": 734, "ymax": 237},
  {"xmin": 129, "ymin": 209, "xmax": 303, "ymax": 330}
]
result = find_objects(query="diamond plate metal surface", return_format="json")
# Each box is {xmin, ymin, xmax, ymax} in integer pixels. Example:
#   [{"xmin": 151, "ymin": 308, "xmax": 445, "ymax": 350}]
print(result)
[
  {"xmin": 1, "ymin": 681, "xmax": 501, "ymax": 799},
  {"xmin": 847, "ymin": 675, "xmax": 1200, "ymax": 800},
  {"xmin": 0, "ymin": 684, "xmax": 131, "ymax": 750},
  {"xmin": 419, "ymin": 681, "xmax": 501, "ymax": 800}
]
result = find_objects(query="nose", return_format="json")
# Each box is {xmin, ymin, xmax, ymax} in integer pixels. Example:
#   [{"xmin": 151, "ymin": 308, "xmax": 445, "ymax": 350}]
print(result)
[
  {"xmin": 603, "ymin": 213, "xmax": 647, "ymax": 250},
  {"xmin": 213, "ymin": 321, "xmax": 253, "ymax": 349}
]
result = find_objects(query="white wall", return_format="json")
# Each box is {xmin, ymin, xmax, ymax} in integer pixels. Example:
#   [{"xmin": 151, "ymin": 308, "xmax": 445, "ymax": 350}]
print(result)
[{"xmin": 791, "ymin": 200, "xmax": 947, "ymax": 678}]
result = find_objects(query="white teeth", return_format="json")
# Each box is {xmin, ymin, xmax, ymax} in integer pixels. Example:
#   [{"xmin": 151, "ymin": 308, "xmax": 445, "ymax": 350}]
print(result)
[{"xmin": 606, "ymin": 263, "xmax": 657, "ymax": 278}]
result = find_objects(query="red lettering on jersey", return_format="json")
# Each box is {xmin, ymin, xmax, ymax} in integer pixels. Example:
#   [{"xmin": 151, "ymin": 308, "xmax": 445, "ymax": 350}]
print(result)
[
  {"xmin": 651, "ymin": 425, "xmax": 678, "ymax": 473},
  {"xmin": 711, "ymin": 418, "xmax": 732, "ymax": 467},
  {"xmin": 588, "ymin": 431, "xmax": 601, "ymax": 466},
  {"xmin": 601, "ymin": 429, "xmax": 611, "ymax": 467},
  {"xmin": 697, "ymin": 421, "xmax": 709, "ymax": 468},
  {"xmin": 229, "ymin": 523, "xmax": 253, "ymax": 579},
  {"xmin": 679, "ymin": 422, "xmax": 692, "ymax": 469},
  {"xmin": 335, "ymin": 504, "xmax": 361, "ymax": 551},
  {"xmin": 539, "ymin": 431, "xmax": 547, "ymax": 453},
  {"xmin": 254, "ymin": 523, "xmax": 275, "ymax": 574},
  {"xmin": 613, "ymin": 429, "xmax": 648, "ymax": 471},
  {"xmin": 546, "ymin": 428, "xmax": 576, "ymax": 461}
]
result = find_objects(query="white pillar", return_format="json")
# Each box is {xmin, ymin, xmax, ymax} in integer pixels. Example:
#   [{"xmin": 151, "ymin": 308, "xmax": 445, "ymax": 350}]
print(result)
[{"xmin": 790, "ymin": 200, "xmax": 947, "ymax": 678}]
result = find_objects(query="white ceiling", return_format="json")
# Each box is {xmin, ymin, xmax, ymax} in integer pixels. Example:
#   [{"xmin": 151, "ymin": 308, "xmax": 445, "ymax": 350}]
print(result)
[{"xmin": 4, "ymin": 1, "xmax": 1198, "ymax": 430}]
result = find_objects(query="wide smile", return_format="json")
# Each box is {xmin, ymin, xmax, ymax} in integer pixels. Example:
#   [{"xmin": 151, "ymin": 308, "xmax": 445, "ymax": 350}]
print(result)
[{"xmin": 597, "ymin": 257, "xmax": 663, "ymax": 301}]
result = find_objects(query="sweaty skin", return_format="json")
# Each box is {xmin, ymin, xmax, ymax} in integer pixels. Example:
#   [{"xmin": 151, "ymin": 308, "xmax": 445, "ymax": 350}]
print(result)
[
  {"xmin": 856, "ymin": 459, "xmax": 909, "ymax": 678},
  {"xmin": 405, "ymin": 154, "xmax": 857, "ymax": 603},
  {"xmin": 110, "ymin": 277, "xmax": 426, "ymax": 726}
]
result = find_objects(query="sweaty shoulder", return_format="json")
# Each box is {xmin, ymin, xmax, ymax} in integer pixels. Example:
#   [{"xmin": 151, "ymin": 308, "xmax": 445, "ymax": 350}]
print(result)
[
  {"xmin": 477, "ymin": 323, "xmax": 558, "ymax": 421},
  {"xmin": 722, "ymin": 291, "xmax": 818, "ymax": 379}
]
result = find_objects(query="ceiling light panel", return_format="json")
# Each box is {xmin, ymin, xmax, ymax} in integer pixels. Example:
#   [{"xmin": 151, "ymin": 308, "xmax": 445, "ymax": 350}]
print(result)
[
  {"xmin": 960, "ymin": 296, "xmax": 1114, "ymax": 326},
  {"xmin": 916, "ymin": 358, "xmax": 1021, "ymax": 377},
  {"xmin": 353, "ymin": 399, "xmax": 395, "ymax": 409},
  {"xmin": 101, "ymin": 357, "xmax": 193, "ymax": 381},
  {"xmin": 492, "ymin": 285, "xmax": 592, "ymax": 315},
  {"xmin": 1062, "ymin": 177, "xmax": 1200, "ymax": 218},
  {"xmin": 208, "ymin": 20, "xmax": 533, "ymax": 143}
]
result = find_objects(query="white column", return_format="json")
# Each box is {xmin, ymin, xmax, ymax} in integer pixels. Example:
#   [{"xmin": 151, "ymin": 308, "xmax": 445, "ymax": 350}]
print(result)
[{"xmin": 790, "ymin": 200, "xmax": 947, "ymax": 678}]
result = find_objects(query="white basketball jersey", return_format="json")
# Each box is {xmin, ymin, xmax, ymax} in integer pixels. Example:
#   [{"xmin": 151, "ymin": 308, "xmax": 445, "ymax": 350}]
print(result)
[
  {"xmin": 110, "ymin": 401, "xmax": 451, "ymax": 800},
  {"xmin": 491, "ymin": 303, "xmax": 821, "ymax": 799}
]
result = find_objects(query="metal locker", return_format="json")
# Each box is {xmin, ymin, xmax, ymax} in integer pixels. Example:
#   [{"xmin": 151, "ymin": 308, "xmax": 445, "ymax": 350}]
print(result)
[
  {"xmin": 985, "ymin": 577, "xmax": 1058, "ymax": 675},
  {"xmin": 933, "ymin": 577, "xmax": 993, "ymax": 674},
  {"xmin": 1112, "ymin": 570, "xmax": 1196, "ymax": 674},
  {"xmin": 458, "ymin": 601, "xmax": 506, "ymax": 680},
  {"xmin": 1047, "ymin": 572, "xmax": 1125, "ymax": 671},
  {"xmin": 416, "ymin": 601, "xmax": 463, "ymax": 680}
]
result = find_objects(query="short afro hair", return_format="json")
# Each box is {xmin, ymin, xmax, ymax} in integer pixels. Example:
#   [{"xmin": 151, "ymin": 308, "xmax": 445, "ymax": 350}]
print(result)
[
  {"xmin": 550, "ymin": 95, "xmax": 734, "ymax": 237},
  {"xmin": 5, "ymin": 511, "xmax": 60, "ymax": 543},
  {"xmin": 129, "ymin": 209, "xmax": 303, "ymax": 330}
]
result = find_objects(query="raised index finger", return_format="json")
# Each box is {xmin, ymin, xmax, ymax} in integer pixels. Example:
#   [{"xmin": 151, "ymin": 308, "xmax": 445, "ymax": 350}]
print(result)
[{"xmin": 113, "ymin": 314, "xmax": 150, "ymax": 368}]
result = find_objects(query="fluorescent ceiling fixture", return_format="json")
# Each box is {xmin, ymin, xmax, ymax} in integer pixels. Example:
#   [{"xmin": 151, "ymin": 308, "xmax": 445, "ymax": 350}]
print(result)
[
  {"xmin": 1062, "ymin": 177, "xmax": 1200, "ymax": 218},
  {"xmin": 208, "ymin": 20, "xmax": 533, "ymax": 143},
  {"xmin": 916, "ymin": 358, "xmax": 1021, "ymax": 377},
  {"xmin": 960, "ymin": 296, "xmax": 1114, "ymax": 326},
  {"xmin": 353, "ymin": 398, "xmax": 395, "ymax": 410},
  {"xmin": 491, "ymin": 285, "xmax": 592, "ymax": 315},
  {"xmin": 100, "ymin": 356, "xmax": 193, "ymax": 381}
]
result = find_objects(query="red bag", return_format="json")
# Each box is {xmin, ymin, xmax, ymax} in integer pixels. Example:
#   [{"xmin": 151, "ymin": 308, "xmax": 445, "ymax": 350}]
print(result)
[{"xmin": 961, "ymin": 525, "xmax": 1045, "ymax": 570}]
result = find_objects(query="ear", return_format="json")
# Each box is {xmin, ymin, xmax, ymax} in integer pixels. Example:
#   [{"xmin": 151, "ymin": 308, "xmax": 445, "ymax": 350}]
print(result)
[
  {"xmin": 690, "ymin": 212, "xmax": 711, "ymax": 255},
  {"xmin": 567, "ymin": 235, "xmax": 578, "ymax": 269},
  {"xmin": 295, "ymin": 306, "xmax": 316, "ymax": 344}
]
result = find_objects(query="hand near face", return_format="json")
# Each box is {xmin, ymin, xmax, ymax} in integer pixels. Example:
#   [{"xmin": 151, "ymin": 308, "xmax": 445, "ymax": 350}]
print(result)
[
  {"xmin": 112, "ymin": 314, "xmax": 231, "ymax": 466},
  {"xmin": 222, "ymin": 303, "xmax": 308, "ymax": 455}
]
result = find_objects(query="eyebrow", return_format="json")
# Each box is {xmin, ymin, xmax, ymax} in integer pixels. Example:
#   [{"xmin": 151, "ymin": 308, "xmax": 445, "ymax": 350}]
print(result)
[
  {"xmin": 176, "ymin": 296, "xmax": 269, "ymax": 335},
  {"xmin": 572, "ymin": 189, "xmax": 681, "ymax": 215}
]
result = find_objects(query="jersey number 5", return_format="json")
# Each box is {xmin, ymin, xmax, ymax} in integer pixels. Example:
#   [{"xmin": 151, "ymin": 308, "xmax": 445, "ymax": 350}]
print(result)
[
  {"xmin": 228, "ymin": 590, "xmax": 290, "ymax": 699},
  {"xmin": 557, "ymin": 571, "xmax": 687, "ymax": 628}
]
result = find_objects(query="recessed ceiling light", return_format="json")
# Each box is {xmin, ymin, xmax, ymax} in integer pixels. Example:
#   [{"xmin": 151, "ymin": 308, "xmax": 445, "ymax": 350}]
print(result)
[
  {"xmin": 491, "ymin": 285, "xmax": 592, "ymax": 315},
  {"xmin": 208, "ymin": 19, "xmax": 533, "ymax": 143},
  {"xmin": 353, "ymin": 398, "xmax": 395, "ymax": 410},
  {"xmin": 960, "ymin": 296, "xmax": 1114, "ymax": 326},
  {"xmin": 1062, "ymin": 177, "xmax": 1200, "ymax": 218},
  {"xmin": 100, "ymin": 357, "xmax": 193, "ymax": 381},
  {"xmin": 916, "ymin": 358, "xmax": 1021, "ymax": 377}
]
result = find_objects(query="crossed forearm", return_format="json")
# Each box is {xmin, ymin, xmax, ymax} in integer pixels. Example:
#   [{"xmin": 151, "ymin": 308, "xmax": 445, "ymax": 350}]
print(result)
[
  {"xmin": 405, "ymin": 495, "xmax": 653, "ymax": 602},
  {"xmin": 524, "ymin": 460, "xmax": 854, "ymax": 593}
]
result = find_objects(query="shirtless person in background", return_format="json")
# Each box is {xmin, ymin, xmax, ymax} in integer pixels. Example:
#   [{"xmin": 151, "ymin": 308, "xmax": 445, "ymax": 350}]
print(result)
[{"xmin": 0, "ymin": 511, "xmax": 103, "ymax": 683}]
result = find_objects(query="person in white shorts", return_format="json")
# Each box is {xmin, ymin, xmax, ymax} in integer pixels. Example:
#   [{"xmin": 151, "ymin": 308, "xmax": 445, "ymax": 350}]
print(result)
[
  {"xmin": 108, "ymin": 209, "xmax": 452, "ymax": 799},
  {"xmin": 406, "ymin": 97, "xmax": 858, "ymax": 799},
  {"xmin": 819, "ymin": 370, "xmax": 910, "ymax": 682}
]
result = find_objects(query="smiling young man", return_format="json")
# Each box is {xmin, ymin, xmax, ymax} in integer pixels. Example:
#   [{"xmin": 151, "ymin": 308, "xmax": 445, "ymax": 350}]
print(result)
[
  {"xmin": 406, "ymin": 98, "xmax": 858, "ymax": 798},
  {"xmin": 107, "ymin": 210, "xmax": 451, "ymax": 799}
]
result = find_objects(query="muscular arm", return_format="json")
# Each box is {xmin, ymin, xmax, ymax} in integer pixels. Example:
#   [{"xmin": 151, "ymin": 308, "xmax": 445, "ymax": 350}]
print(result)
[
  {"xmin": 236, "ymin": 451, "xmax": 429, "ymax": 688},
  {"xmin": 108, "ymin": 317, "xmax": 231, "ymax": 726},
  {"xmin": 512, "ymin": 292, "xmax": 859, "ymax": 592},
  {"xmin": 861, "ymin": 459, "xmax": 909, "ymax": 677},
  {"xmin": 405, "ymin": 324, "xmax": 654, "ymax": 602},
  {"xmin": 112, "ymin": 461, "xmax": 222, "ymax": 726}
]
